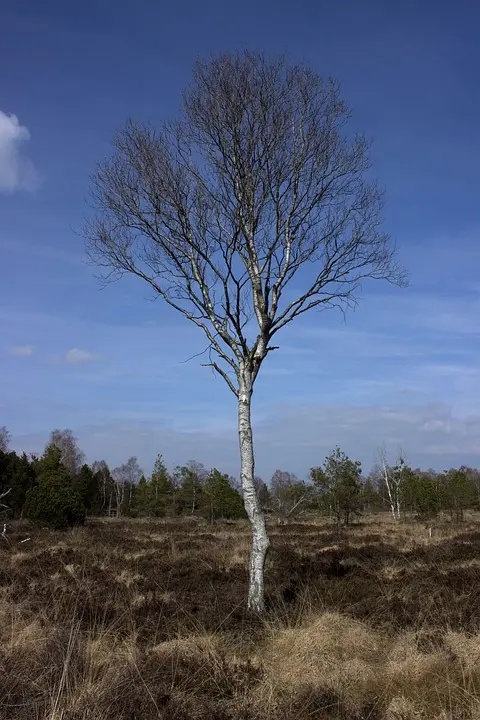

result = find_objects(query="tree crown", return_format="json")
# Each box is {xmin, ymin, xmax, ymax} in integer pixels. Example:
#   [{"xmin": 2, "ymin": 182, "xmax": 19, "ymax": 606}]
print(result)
[{"xmin": 85, "ymin": 51, "xmax": 406, "ymax": 394}]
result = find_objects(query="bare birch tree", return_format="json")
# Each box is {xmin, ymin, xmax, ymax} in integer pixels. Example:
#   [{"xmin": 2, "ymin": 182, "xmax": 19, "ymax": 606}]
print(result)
[
  {"xmin": 112, "ymin": 456, "xmax": 143, "ymax": 517},
  {"xmin": 0, "ymin": 426, "xmax": 11, "ymax": 453},
  {"xmin": 270, "ymin": 470, "xmax": 309, "ymax": 523},
  {"xmin": 375, "ymin": 445, "xmax": 406, "ymax": 521},
  {"xmin": 47, "ymin": 429, "xmax": 85, "ymax": 475},
  {"xmin": 84, "ymin": 51, "xmax": 406, "ymax": 612}
]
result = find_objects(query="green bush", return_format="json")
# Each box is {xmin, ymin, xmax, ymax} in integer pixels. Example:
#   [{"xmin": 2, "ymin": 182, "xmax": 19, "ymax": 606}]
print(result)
[
  {"xmin": 24, "ymin": 446, "xmax": 86, "ymax": 529},
  {"xmin": 24, "ymin": 483, "xmax": 85, "ymax": 529},
  {"xmin": 202, "ymin": 469, "xmax": 246, "ymax": 522}
]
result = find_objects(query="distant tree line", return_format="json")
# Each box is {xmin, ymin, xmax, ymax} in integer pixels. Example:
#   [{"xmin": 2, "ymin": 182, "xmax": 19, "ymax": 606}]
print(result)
[
  {"xmin": 0, "ymin": 425, "xmax": 479, "ymax": 529},
  {"xmin": 0, "ymin": 427, "xmax": 246, "ymax": 528}
]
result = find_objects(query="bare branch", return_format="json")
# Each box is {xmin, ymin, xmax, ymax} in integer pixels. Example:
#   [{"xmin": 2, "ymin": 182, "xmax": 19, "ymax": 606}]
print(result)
[
  {"xmin": 0, "ymin": 488, "xmax": 11, "ymax": 502},
  {"xmin": 178, "ymin": 343, "xmax": 211, "ymax": 365},
  {"xmin": 201, "ymin": 361, "xmax": 238, "ymax": 397},
  {"xmin": 286, "ymin": 495, "xmax": 307, "ymax": 518},
  {"xmin": 84, "ymin": 50, "xmax": 405, "ymax": 392}
]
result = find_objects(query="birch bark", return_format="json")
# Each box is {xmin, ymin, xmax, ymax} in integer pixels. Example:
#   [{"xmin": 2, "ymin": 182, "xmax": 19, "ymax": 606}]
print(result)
[{"xmin": 238, "ymin": 368, "xmax": 269, "ymax": 613}]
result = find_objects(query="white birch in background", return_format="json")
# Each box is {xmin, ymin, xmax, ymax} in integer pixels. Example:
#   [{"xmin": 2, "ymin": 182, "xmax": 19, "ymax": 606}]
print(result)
[
  {"xmin": 377, "ymin": 444, "xmax": 406, "ymax": 521},
  {"xmin": 112, "ymin": 456, "xmax": 143, "ymax": 518},
  {"xmin": 0, "ymin": 426, "xmax": 11, "ymax": 453},
  {"xmin": 47, "ymin": 429, "xmax": 85, "ymax": 475}
]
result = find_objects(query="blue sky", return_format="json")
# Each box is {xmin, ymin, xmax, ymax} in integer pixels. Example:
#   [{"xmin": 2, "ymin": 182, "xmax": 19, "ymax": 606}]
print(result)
[{"xmin": 1, "ymin": 0, "xmax": 480, "ymax": 479}]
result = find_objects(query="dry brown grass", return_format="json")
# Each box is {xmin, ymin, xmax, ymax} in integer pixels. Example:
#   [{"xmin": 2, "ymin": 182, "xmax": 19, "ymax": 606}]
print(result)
[{"xmin": 0, "ymin": 514, "xmax": 480, "ymax": 718}]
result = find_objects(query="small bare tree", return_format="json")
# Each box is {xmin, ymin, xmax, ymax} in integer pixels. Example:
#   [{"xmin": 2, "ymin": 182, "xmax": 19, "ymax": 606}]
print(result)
[
  {"xmin": 84, "ymin": 52, "xmax": 406, "ymax": 612},
  {"xmin": 375, "ymin": 444, "xmax": 406, "ymax": 521},
  {"xmin": 112, "ymin": 456, "xmax": 143, "ymax": 517},
  {"xmin": 0, "ymin": 426, "xmax": 11, "ymax": 453},
  {"xmin": 47, "ymin": 429, "xmax": 85, "ymax": 475},
  {"xmin": 270, "ymin": 470, "xmax": 309, "ymax": 524}
]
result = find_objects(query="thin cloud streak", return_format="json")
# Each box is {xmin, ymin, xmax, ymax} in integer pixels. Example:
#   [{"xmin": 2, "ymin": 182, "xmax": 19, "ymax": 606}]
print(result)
[
  {"xmin": 9, "ymin": 402, "xmax": 480, "ymax": 480},
  {"xmin": 9, "ymin": 345, "xmax": 34, "ymax": 357}
]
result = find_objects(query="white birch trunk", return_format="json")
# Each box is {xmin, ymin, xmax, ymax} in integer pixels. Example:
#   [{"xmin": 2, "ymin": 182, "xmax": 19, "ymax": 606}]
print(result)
[
  {"xmin": 238, "ymin": 371, "xmax": 270, "ymax": 613},
  {"xmin": 114, "ymin": 482, "xmax": 124, "ymax": 518},
  {"xmin": 191, "ymin": 483, "xmax": 196, "ymax": 515},
  {"xmin": 382, "ymin": 460, "xmax": 400, "ymax": 521}
]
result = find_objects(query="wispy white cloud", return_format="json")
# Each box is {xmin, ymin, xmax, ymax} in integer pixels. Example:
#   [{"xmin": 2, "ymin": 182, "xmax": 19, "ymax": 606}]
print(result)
[
  {"xmin": 64, "ymin": 348, "xmax": 97, "ymax": 364},
  {"xmin": 9, "ymin": 344, "xmax": 34, "ymax": 357},
  {"xmin": 253, "ymin": 401, "xmax": 480, "ymax": 474},
  {"xmin": 0, "ymin": 111, "xmax": 38, "ymax": 193},
  {"xmin": 2, "ymin": 238, "xmax": 82, "ymax": 266},
  {"xmin": 50, "ymin": 348, "xmax": 98, "ymax": 365}
]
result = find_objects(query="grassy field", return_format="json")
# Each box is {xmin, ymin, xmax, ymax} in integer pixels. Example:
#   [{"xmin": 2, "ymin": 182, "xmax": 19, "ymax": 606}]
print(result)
[{"xmin": 1, "ymin": 514, "xmax": 480, "ymax": 719}]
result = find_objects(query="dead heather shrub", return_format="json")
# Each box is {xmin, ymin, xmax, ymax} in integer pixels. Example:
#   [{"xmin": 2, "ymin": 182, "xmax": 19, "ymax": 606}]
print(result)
[
  {"xmin": 445, "ymin": 631, "xmax": 480, "ymax": 673},
  {"xmin": 73, "ymin": 632, "xmax": 261, "ymax": 719},
  {"xmin": 149, "ymin": 633, "xmax": 232, "ymax": 693},
  {"xmin": 6, "ymin": 618, "xmax": 46, "ymax": 652},
  {"xmin": 215, "ymin": 537, "xmax": 251, "ymax": 574},
  {"xmin": 385, "ymin": 695, "xmax": 423, "ymax": 720},
  {"xmin": 85, "ymin": 630, "xmax": 141, "ymax": 673},
  {"xmin": 114, "ymin": 569, "xmax": 143, "ymax": 587},
  {"xmin": 261, "ymin": 611, "xmax": 386, "ymax": 712},
  {"xmin": 385, "ymin": 631, "xmax": 463, "ymax": 715},
  {"xmin": 259, "ymin": 612, "xmax": 480, "ymax": 719}
]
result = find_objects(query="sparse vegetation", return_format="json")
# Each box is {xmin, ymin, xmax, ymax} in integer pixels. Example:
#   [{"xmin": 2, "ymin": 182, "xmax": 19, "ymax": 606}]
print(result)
[
  {"xmin": 2, "ymin": 428, "xmax": 480, "ymax": 717},
  {"xmin": 1, "ymin": 514, "xmax": 480, "ymax": 719}
]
